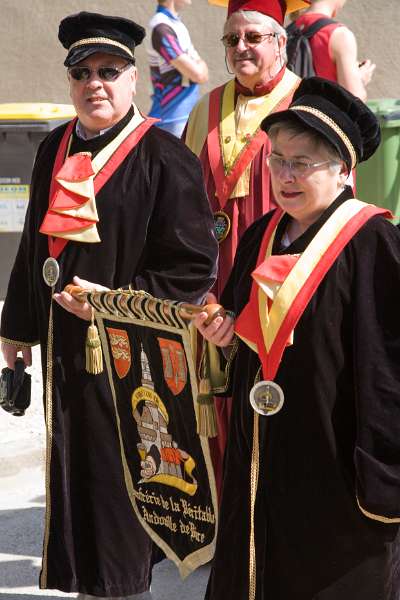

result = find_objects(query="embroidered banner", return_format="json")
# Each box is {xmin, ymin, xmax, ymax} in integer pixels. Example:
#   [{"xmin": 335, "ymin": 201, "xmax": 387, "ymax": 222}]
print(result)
[{"xmin": 86, "ymin": 290, "xmax": 218, "ymax": 578}]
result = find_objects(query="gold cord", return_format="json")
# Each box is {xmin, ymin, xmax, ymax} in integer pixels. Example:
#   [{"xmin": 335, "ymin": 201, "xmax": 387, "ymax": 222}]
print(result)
[
  {"xmin": 249, "ymin": 366, "xmax": 262, "ymax": 600},
  {"xmin": 289, "ymin": 105, "xmax": 357, "ymax": 168},
  {"xmin": 69, "ymin": 37, "xmax": 133, "ymax": 58},
  {"xmin": 40, "ymin": 291, "xmax": 55, "ymax": 587}
]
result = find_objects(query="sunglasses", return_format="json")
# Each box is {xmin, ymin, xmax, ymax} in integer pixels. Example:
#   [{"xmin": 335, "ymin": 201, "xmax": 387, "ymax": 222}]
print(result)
[
  {"xmin": 68, "ymin": 63, "xmax": 132, "ymax": 82},
  {"xmin": 221, "ymin": 31, "xmax": 276, "ymax": 48}
]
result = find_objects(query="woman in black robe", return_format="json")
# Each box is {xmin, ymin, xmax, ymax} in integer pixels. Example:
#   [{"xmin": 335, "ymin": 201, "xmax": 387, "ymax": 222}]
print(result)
[{"xmin": 195, "ymin": 77, "xmax": 400, "ymax": 600}]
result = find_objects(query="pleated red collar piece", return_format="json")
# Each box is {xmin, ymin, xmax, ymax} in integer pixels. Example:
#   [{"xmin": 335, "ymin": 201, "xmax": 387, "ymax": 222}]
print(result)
[{"xmin": 40, "ymin": 113, "xmax": 157, "ymax": 259}]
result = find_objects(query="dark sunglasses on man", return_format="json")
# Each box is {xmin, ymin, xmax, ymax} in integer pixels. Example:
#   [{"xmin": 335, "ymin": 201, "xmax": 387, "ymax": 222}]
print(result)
[
  {"xmin": 221, "ymin": 31, "xmax": 276, "ymax": 48},
  {"xmin": 68, "ymin": 63, "xmax": 133, "ymax": 82}
]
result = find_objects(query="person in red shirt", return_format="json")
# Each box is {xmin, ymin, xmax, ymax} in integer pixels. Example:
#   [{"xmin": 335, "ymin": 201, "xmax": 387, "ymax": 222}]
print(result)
[{"xmin": 294, "ymin": 0, "xmax": 375, "ymax": 100}]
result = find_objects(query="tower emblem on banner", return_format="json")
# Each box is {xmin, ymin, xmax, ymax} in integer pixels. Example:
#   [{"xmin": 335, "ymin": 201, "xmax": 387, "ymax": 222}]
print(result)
[{"xmin": 132, "ymin": 345, "xmax": 197, "ymax": 496}]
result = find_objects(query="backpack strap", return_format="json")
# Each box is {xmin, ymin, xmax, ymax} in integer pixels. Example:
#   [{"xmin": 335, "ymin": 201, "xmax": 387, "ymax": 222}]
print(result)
[{"xmin": 300, "ymin": 17, "xmax": 338, "ymax": 39}]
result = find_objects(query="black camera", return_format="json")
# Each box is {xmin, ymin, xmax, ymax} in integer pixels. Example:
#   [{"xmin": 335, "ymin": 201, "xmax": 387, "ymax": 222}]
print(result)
[{"xmin": 0, "ymin": 357, "xmax": 31, "ymax": 416}]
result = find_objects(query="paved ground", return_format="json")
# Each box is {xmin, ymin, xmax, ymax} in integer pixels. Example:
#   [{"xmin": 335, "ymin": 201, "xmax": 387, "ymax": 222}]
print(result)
[{"xmin": 0, "ymin": 304, "xmax": 209, "ymax": 600}]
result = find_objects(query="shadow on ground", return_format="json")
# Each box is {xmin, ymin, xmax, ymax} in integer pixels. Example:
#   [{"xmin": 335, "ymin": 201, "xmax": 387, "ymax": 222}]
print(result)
[
  {"xmin": 0, "ymin": 505, "xmax": 210, "ymax": 599},
  {"xmin": 0, "ymin": 560, "xmax": 41, "ymax": 590},
  {"xmin": 0, "ymin": 596, "xmax": 64, "ymax": 600},
  {"xmin": 151, "ymin": 561, "xmax": 209, "ymax": 600},
  {"xmin": 0, "ymin": 506, "xmax": 44, "ymax": 558}
]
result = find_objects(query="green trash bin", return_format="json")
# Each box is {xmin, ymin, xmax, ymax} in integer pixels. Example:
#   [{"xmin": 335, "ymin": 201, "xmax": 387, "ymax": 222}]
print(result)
[
  {"xmin": 357, "ymin": 99, "xmax": 400, "ymax": 223},
  {"xmin": 0, "ymin": 103, "xmax": 76, "ymax": 299}
]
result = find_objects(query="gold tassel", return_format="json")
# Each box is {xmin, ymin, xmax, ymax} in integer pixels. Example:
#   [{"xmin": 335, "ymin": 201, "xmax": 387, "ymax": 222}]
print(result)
[
  {"xmin": 196, "ymin": 346, "xmax": 218, "ymax": 438},
  {"xmin": 85, "ymin": 309, "xmax": 103, "ymax": 375}
]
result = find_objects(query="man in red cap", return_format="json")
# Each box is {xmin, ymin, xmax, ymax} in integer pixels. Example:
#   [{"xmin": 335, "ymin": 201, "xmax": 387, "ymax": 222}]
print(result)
[{"xmin": 184, "ymin": 0, "xmax": 308, "ymax": 498}]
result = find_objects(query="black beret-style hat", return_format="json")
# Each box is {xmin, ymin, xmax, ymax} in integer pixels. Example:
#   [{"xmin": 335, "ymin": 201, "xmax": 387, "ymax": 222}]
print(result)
[
  {"xmin": 59, "ymin": 12, "xmax": 146, "ymax": 67},
  {"xmin": 261, "ymin": 77, "xmax": 381, "ymax": 171}
]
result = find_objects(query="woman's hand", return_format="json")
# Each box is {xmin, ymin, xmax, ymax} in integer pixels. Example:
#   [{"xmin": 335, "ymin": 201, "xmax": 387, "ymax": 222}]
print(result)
[
  {"xmin": 193, "ymin": 293, "xmax": 235, "ymax": 347},
  {"xmin": 53, "ymin": 276, "xmax": 109, "ymax": 321}
]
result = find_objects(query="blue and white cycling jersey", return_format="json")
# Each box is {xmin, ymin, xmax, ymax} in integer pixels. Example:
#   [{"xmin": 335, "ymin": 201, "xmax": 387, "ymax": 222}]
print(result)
[{"xmin": 147, "ymin": 6, "xmax": 200, "ymax": 131}]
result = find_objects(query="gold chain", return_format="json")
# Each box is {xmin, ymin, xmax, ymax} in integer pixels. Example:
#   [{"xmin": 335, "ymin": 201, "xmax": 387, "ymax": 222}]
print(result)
[
  {"xmin": 249, "ymin": 366, "xmax": 262, "ymax": 600},
  {"xmin": 40, "ymin": 292, "xmax": 54, "ymax": 587}
]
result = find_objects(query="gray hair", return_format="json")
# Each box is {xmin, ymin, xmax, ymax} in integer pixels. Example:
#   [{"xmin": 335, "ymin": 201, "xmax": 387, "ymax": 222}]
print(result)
[
  {"xmin": 267, "ymin": 119, "xmax": 343, "ymax": 170},
  {"xmin": 224, "ymin": 11, "xmax": 287, "ymax": 63}
]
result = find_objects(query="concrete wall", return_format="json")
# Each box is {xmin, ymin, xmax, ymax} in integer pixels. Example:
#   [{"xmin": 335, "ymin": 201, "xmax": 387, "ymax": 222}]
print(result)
[{"xmin": 1, "ymin": 0, "xmax": 399, "ymax": 114}]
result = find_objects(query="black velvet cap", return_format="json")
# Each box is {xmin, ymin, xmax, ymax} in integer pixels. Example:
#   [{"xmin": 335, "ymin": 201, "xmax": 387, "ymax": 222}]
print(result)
[
  {"xmin": 261, "ymin": 77, "xmax": 381, "ymax": 170},
  {"xmin": 59, "ymin": 12, "xmax": 146, "ymax": 67}
]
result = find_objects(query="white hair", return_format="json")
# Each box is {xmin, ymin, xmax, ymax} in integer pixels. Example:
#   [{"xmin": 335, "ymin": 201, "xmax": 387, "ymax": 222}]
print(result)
[{"xmin": 224, "ymin": 10, "xmax": 287, "ymax": 63}]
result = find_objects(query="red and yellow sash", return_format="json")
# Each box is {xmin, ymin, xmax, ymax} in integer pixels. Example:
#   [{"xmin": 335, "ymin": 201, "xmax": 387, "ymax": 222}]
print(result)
[
  {"xmin": 235, "ymin": 200, "xmax": 391, "ymax": 380},
  {"xmin": 207, "ymin": 70, "xmax": 300, "ymax": 208},
  {"xmin": 40, "ymin": 109, "xmax": 157, "ymax": 260}
]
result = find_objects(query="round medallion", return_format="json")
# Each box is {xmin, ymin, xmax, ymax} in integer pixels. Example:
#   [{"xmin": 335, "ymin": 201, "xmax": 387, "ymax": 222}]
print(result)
[
  {"xmin": 42, "ymin": 257, "xmax": 60, "ymax": 287},
  {"xmin": 250, "ymin": 380, "xmax": 284, "ymax": 416},
  {"xmin": 214, "ymin": 210, "xmax": 231, "ymax": 244}
]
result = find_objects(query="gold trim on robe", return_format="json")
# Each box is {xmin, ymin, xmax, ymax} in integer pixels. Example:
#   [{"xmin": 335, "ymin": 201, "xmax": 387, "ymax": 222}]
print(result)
[
  {"xmin": 357, "ymin": 497, "xmax": 400, "ymax": 523},
  {"xmin": 0, "ymin": 336, "xmax": 39, "ymax": 347}
]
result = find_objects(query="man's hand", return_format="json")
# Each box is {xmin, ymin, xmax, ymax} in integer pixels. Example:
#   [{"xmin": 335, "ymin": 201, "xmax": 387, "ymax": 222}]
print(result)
[
  {"xmin": 359, "ymin": 59, "xmax": 376, "ymax": 87},
  {"xmin": 193, "ymin": 292, "xmax": 235, "ymax": 347},
  {"xmin": 53, "ymin": 276, "xmax": 109, "ymax": 321},
  {"xmin": 1, "ymin": 342, "xmax": 32, "ymax": 369}
]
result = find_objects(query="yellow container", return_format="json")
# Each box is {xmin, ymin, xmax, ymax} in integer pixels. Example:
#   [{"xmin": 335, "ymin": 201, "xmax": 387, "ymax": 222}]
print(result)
[{"xmin": 0, "ymin": 102, "xmax": 75, "ymax": 120}]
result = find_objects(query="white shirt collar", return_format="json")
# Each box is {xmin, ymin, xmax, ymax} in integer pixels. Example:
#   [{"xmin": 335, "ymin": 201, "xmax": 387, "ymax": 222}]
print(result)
[{"xmin": 75, "ymin": 120, "xmax": 113, "ymax": 140}]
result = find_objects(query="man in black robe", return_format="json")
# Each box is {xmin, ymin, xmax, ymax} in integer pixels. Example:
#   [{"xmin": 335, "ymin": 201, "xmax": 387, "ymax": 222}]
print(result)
[{"xmin": 0, "ymin": 12, "xmax": 217, "ymax": 599}]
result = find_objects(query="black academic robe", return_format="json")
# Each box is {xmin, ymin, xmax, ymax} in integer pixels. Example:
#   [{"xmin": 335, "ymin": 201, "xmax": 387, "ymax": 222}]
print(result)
[
  {"xmin": 0, "ymin": 107, "xmax": 218, "ymax": 596},
  {"xmin": 206, "ymin": 188, "xmax": 400, "ymax": 600}
]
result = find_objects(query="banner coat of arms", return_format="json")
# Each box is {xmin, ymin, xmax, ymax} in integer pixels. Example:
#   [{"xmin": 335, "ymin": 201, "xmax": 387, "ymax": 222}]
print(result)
[{"xmin": 86, "ymin": 290, "xmax": 218, "ymax": 578}]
